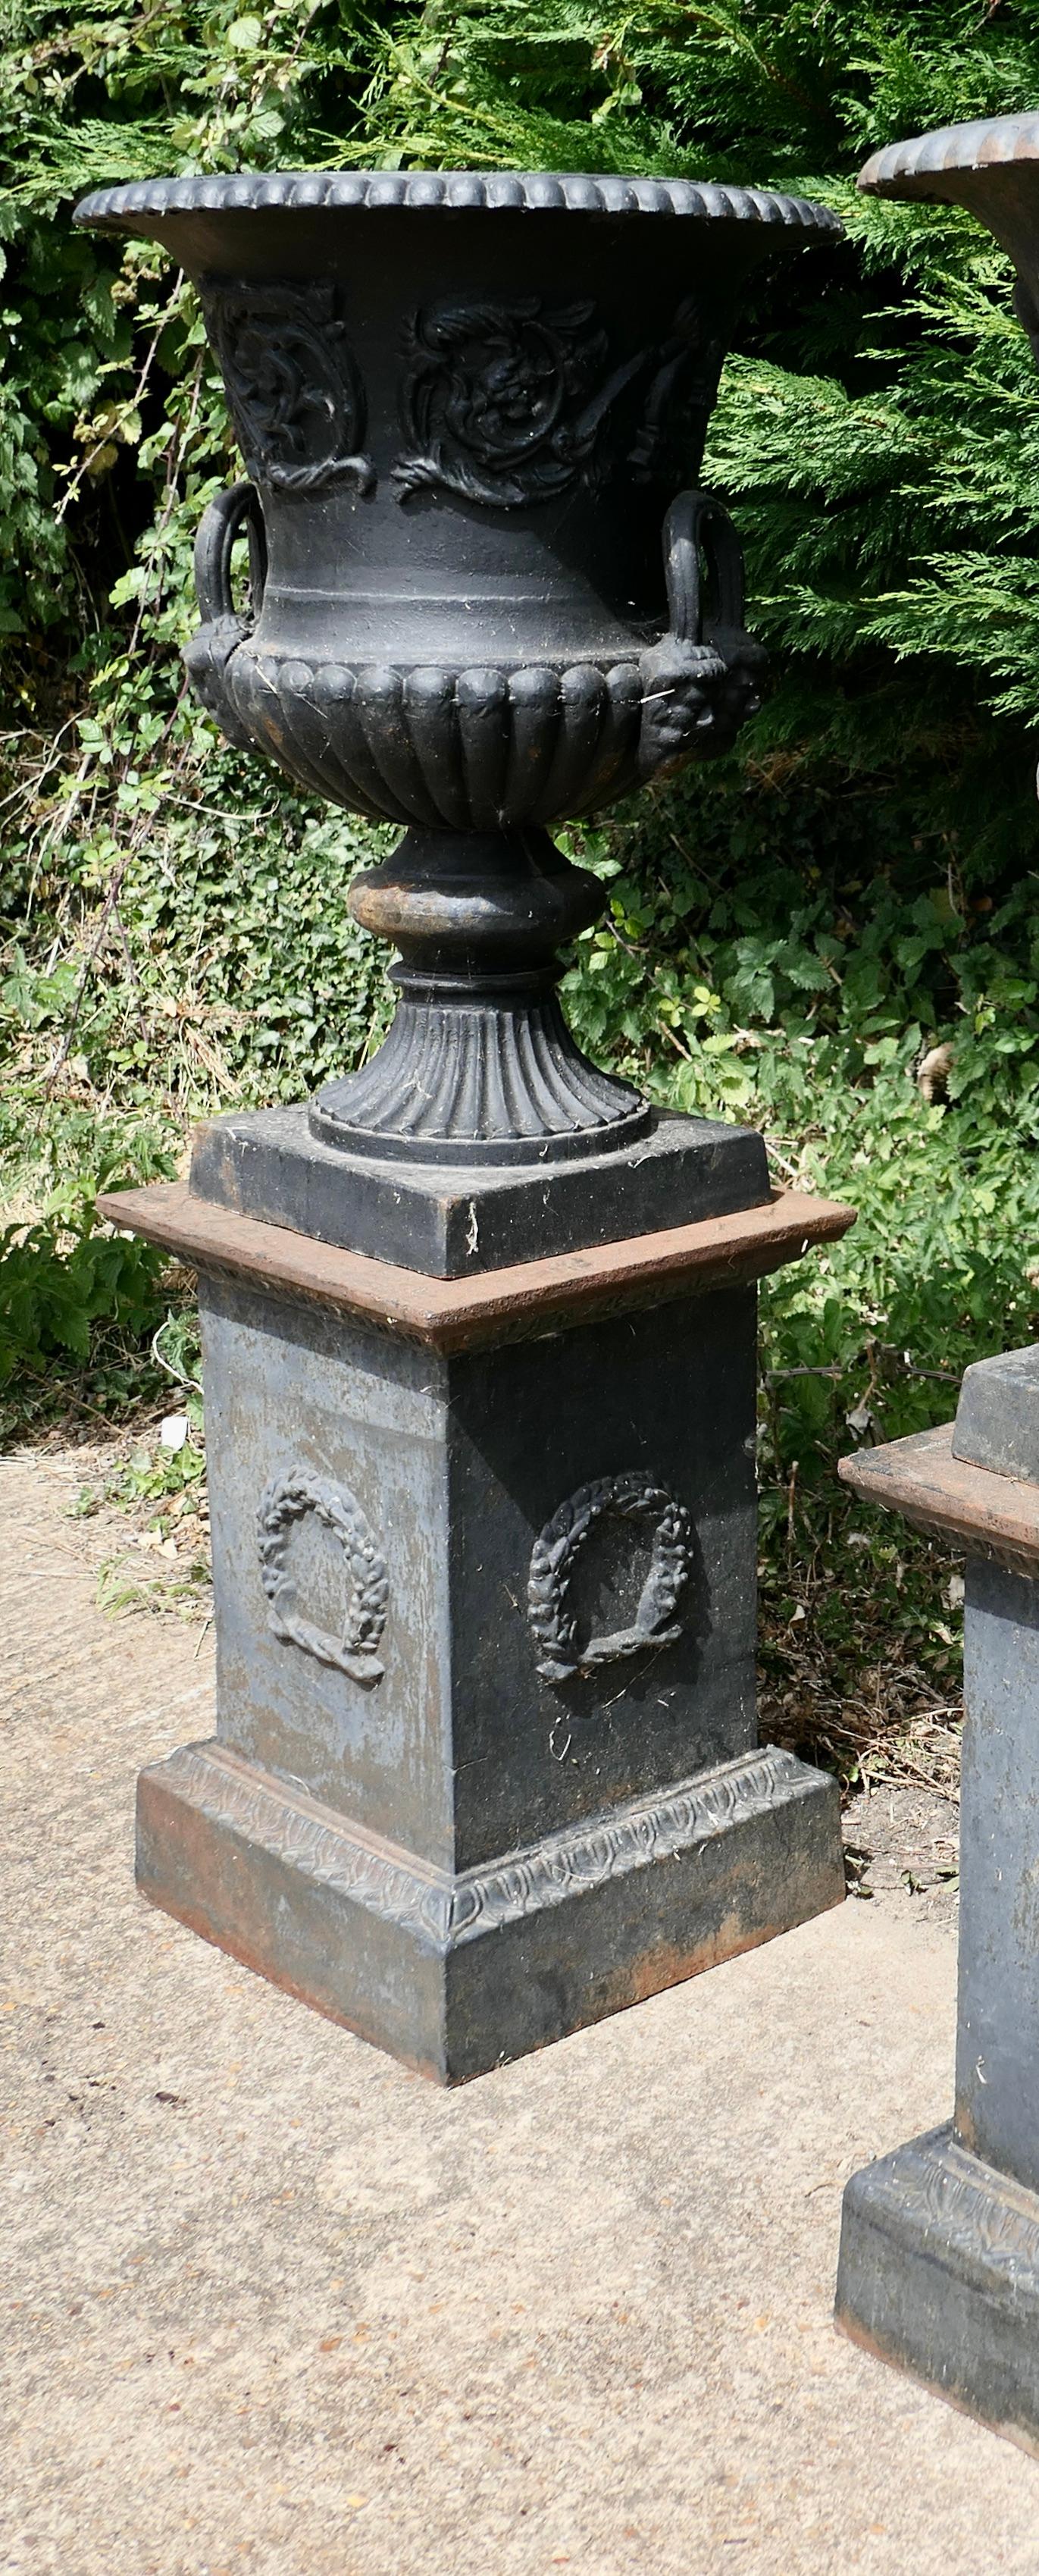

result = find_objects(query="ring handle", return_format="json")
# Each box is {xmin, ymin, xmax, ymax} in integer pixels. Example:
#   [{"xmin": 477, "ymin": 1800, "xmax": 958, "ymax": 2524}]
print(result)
[
  {"xmin": 662, "ymin": 488, "xmax": 746, "ymax": 647},
  {"xmin": 183, "ymin": 481, "xmax": 267, "ymax": 752},
  {"xmin": 193, "ymin": 479, "xmax": 268, "ymax": 625},
  {"xmin": 637, "ymin": 487, "xmax": 759, "ymax": 781}
]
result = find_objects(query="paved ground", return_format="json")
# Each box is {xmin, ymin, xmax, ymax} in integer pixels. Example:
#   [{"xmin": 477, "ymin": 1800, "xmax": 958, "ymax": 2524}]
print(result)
[{"xmin": 5, "ymin": 1453, "xmax": 1039, "ymax": 2576}]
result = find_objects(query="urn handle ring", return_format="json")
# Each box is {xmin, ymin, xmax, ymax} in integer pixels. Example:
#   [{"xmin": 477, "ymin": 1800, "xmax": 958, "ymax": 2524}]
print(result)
[
  {"xmin": 637, "ymin": 486, "xmax": 759, "ymax": 780},
  {"xmin": 183, "ymin": 480, "xmax": 268, "ymax": 751},
  {"xmin": 662, "ymin": 487, "xmax": 746, "ymax": 648},
  {"xmin": 193, "ymin": 477, "xmax": 268, "ymax": 627}
]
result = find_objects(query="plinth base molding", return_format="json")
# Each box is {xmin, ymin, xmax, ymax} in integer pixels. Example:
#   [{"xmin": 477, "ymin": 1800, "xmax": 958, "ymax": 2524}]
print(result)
[
  {"xmin": 137, "ymin": 1737, "xmax": 841, "ymax": 2085},
  {"xmin": 837, "ymin": 2124, "xmax": 1039, "ymax": 2455}
]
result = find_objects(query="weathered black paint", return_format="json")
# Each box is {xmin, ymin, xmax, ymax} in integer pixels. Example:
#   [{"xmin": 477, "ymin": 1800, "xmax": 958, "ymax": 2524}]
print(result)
[
  {"xmin": 74, "ymin": 167, "xmax": 848, "ymax": 2075},
  {"xmin": 139, "ymin": 1733, "xmax": 843, "ymax": 2086},
  {"xmin": 200, "ymin": 1271, "xmax": 759, "ymax": 1861},
  {"xmin": 76, "ymin": 169, "xmax": 840, "ymax": 1183},
  {"xmin": 133, "ymin": 1257, "xmax": 843, "ymax": 2077},
  {"xmin": 837, "ymin": 2123, "xmax": 1039, "ymax": 2459},
  {"xmin": 841, "ymin": 109, "xmax": 1039, "ymax": 2443},
  {"xmin": 953, "ymin": 1344, "xmax": 1039, "ymax": 1484}
]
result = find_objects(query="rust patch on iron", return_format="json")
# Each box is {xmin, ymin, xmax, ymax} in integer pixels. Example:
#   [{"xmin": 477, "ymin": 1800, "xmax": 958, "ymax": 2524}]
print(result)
[
  {"xmin": 136, "ymin": 1869, "xmax": 446, "ymax": 2084},
  {"xmin": 840, "ymin": 1422, "xmax": 1039, "ymax": 1570},
  {"xmin": 136, "ymin": 1775, "xmax": 447, "ymax": 2084},
  {"xmin": 596, "ymin": 1910, "xmax": 817, "ymax": 2014},
  {"xmin": 954, "ymin": 2097, "xmax": 980, "ymax": 2156},
  {"xmin": 98, "ymin": 1178, "xmax": 856, "ymax": 1353},
  {"xmin": 139, "ymin": 1885, "xmax": 448, "ymax": 2081}
]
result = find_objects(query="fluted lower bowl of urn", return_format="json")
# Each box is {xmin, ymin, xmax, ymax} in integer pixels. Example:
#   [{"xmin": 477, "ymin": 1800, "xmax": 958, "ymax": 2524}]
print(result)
[{"xmin": 75, "ymin": 170, "xmax": 840, "ymax": 1168}]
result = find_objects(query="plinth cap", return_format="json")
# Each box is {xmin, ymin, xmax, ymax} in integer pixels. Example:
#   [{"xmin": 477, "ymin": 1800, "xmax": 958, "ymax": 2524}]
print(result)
[
  {"xmin": 952, "ymin": 1343, "xmax": 1039, "ymax": 1486},
  {"xmin": 839, "ymin": 1346, "xmax": 1039, "ymax": 1573}
]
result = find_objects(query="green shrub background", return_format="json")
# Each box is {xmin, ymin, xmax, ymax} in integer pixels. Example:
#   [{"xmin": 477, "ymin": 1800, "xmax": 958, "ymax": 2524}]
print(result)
[{"xmin": 5, "ymin": 0, "xmax": 1039, "ymax": 1752}]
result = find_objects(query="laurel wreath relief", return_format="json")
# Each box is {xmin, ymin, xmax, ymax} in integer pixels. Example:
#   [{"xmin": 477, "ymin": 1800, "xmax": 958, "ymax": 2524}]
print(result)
[
  {"xmin": 527, "ymin": 1472, "xmax": 693, "ymax": 1686},
  {"xmin": 257, "ymin": 1469, "xmax": 389, "ymax": 1685}
]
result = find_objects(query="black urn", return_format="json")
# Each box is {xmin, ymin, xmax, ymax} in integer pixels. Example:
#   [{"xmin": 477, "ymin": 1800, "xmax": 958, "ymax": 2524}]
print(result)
[{"xmin": 76, "ymin": 170, "xmax": 839, "ymax": 1168}]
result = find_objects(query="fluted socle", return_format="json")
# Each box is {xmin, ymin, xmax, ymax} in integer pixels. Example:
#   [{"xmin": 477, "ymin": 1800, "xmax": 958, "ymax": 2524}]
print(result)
[{"xmin": 311, "ymin": 990, "xmax": 650, "ymax": 1164}]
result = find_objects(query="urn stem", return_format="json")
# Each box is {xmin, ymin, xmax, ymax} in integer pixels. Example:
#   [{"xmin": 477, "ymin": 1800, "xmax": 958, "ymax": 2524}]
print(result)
[{"xmin": 310, "ymin": 826, "xmax": 651, "ymax": 1166}]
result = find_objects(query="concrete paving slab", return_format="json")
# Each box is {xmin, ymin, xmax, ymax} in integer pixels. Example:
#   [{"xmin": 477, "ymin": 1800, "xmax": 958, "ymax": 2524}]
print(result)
[{"xmin": 4, "ymin": 1456, "xmax": 1039, "ymax": 2575}]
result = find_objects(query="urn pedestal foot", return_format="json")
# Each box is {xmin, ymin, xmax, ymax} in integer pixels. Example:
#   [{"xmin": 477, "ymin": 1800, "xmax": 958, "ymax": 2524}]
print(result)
[
  {"xmin": 837, "ymin": 2125, "xmax": 1039, "ymax": 2458},
  {"xmin": 189, "ymin": 1103, "xmax": 771, "ymax": 1277},
  {"xmin": 101, "ymin": 1171, "xmax": 852, "ymax": 2081},
  {"xmin": 189, "ymin": 834, "xmax": 773, "ymax": 1278},
  {"xmin": 138, "ymin": 1737, "xmax": 841, "ymax": 2085}
]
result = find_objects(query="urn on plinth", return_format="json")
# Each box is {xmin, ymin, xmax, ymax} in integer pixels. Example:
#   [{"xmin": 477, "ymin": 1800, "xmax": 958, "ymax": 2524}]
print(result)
[
  {"xmin": 835, "ymin": 111, "xmax": 1039, "ymax": 2446},
  {"xmin": 79, "ymin": 168, "xmax": 851, "ymax": 2080}
]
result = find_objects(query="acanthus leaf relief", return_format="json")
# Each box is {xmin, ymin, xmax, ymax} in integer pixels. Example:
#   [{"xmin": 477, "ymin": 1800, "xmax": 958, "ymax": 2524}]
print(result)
[{"xmin": 202, "ymin": 277, "xmax": 375, "ymax": 496}]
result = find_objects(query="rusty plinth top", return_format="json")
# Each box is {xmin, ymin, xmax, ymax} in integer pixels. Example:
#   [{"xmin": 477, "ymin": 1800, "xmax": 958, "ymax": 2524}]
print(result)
[
  {"xmin": 840, "ymin": 1422, "xmax": 1039, "ymax": 1575},
  {"xmin": 97, "ymin": 1179, "xmax": 855, "ymax": 1355}
]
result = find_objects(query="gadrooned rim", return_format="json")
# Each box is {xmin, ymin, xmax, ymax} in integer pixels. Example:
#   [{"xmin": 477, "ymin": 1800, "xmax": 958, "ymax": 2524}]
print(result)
[
  {"xmin": 74, "ymin": 168, "xmax": 843, "ymax": 234},
  {"xmin": 859, "ymin": 114, "xmax": 1039, "ymax": 198}
]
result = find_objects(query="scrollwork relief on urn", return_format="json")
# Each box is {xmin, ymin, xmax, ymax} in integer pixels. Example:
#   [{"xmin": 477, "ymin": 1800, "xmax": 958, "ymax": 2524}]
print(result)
[
  {"xmin": 392, "ymin": 291, "xmax": 729, "ymax": 513},
  {"xmin": 390, "ymin": 294, "xmax": 639, "ymax": 507},
  {"xmin": 627, "ymin": 298, "xmax": 726, "ymax": 487},
  {"xmin": 201, "ymin": 277, "xmax": 375, "ymax": 497},
  {"xmin": 76, "ymin": 171, "xmax": 840, "ymax": 1177}
]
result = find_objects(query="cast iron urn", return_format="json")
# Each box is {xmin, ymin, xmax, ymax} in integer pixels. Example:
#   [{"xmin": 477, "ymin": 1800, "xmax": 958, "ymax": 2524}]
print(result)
[
  {"xmin": 77, "ymin": 168, "xmax": 839, "ymax": 1185},
  {"xmin": 76, "ymin": 170, "xmax": 850, "ymax": 2083}
]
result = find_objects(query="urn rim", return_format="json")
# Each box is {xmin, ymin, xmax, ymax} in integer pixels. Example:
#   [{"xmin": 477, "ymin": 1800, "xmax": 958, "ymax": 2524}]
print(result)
[
  {"xmin": 859, "ymin": 113, "xmax": 1039, "ymax": 199},
  {"xmin": 74, "ymin": 165, "xmax": 843, "ymax": 239}
]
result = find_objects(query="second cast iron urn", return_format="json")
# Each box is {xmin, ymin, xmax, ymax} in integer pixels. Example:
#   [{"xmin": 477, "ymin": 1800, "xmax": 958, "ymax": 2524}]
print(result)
[{"xmin": 77, "ymin": 168, "xmax": 840, "ymax": 1224}]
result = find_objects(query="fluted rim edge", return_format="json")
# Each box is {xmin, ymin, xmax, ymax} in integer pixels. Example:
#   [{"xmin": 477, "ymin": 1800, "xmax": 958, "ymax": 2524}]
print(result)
[
  {"xmin": 860, "ymin": 113, "xmax": 1039, "ymax": 199},
  {"xmin": 74, "ymin": 168, "xmax": 843, "ymax": 236}
]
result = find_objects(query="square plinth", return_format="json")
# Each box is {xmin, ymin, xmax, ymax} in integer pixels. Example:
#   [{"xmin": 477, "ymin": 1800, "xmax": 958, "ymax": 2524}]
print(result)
[
  {"xmin": 127, "ymin": 1243, "xmax": 842, "ymax": 2079},
  {"xmin": 196, "ymin": 1271, "xmax": 766, "ymax": 1866},
  {"xmin": 837, "ymin": 2124, "xmax": 1039, "ymax": 2457},
  {"xmin": 101, "ymin": 1178, "xmax": 853, "ymax": 2079}
]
